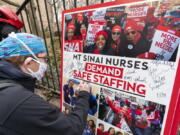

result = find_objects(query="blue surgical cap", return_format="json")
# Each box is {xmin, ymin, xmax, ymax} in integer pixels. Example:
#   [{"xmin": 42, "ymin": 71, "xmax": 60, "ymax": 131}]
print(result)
[{"xmin": 0, "ymin": 33, "xmax": 47, "ymax": 58}]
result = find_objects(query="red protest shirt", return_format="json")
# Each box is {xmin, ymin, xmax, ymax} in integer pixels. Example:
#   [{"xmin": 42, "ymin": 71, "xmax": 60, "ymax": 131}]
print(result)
[
  {"xmin": 135, "ymin": 109, "xmax": 142, "ymax": 115},
  {"xmin": 106, "ymin": 98, "xmax": 132, "ymax": 122},
  {"xmin": 97, "ymin": 128, "xmax": 104, "ymax": 135},
  {"xmin": 135, "ymin": 109, "xmax": 149, "ymax": 129},
  {"xmin": 148, "ymin": 110, "xmax": 160, "ymax": 122},
  {"xmin": 103, "ymin": 131, "xmax": 110, "ymax": 135},
  {"xmin": 93, "ymin": 49, "xmax": 100, "ymax": 54}
]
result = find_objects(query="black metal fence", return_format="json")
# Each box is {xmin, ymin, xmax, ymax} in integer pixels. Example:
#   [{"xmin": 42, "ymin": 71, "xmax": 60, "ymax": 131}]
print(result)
[{"xmin": 1, "ymin": 0, "xmax": 109, "ymax": 93}]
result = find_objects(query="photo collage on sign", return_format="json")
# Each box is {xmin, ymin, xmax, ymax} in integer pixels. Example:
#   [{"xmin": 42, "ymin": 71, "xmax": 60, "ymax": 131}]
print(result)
[
  {"xmin": 64, "ymin": 0, "xmax": 179, "ymax": 61},
  {"xmin": 62, "ymin": 77, "xmax": 166, "ymax": 135},
  {"xmin": 62, "ymin": 0, "xmax": 180, "ymax": 135}
]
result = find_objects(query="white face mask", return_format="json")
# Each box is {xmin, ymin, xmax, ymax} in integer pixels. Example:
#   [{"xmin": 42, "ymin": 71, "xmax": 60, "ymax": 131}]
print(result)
[{"xmin": 27, "ymin": 58, "xmax": 47, "ymax": 80}]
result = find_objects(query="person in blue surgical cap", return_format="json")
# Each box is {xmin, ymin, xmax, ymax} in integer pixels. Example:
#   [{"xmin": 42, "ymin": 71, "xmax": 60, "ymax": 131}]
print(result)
[{"xmin": 0, "ymin": 32, "xmax": 90, "ymax": 135}]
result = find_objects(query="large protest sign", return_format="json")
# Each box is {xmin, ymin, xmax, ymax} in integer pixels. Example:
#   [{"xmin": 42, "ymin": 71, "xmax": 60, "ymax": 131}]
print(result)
[{"xmin": 61, "ymin": 0, "xmax": 180, "ymax": 135}]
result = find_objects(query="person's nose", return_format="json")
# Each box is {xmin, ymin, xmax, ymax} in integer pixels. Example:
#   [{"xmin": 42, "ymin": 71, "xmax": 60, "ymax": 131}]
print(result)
[{"xmin": 100, "ymin": 38, "xmax": 104, "ymax": 42}]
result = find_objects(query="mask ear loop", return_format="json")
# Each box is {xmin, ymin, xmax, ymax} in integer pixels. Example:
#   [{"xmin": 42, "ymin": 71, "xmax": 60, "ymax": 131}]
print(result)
[
  {"xmin": 31, "ymin": 58, "xmax": 41, "ymax": 64},
  {"xmin": 8, "ymin": 32, "xmax": 39, "ymax": 60},
  {"xmin": 24, "ymin": 57, "xmax": 45, "ymax": 80},
  {"xmin": 23, "ymin": 57, "xmax": 35, "ymax": 76},
  {"xmin": 24, "ymin": 57, "xmax": 33, "ymax": 65},
  {"xmin": 25, "ymin": 57, "xmax": 41, "ymax": 65}
]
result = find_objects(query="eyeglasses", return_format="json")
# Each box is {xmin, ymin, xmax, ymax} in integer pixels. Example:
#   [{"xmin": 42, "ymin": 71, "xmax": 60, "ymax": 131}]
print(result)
[
  {"xmin": 126, "ymin": 31, "xmax": 136, "ymax": 36},
  {"xmin": 37, "ymin": 56, "xmax": 50, "ymax": 63},
  {"xmin": 112, "ymin": 32, "xmax": 120, "ymax": 35}
]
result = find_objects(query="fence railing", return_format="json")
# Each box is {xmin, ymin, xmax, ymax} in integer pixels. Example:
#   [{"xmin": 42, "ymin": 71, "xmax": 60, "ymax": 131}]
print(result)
[{"xmin": 1, "ymin": 0, "xmax": 111, "ymax": 93}]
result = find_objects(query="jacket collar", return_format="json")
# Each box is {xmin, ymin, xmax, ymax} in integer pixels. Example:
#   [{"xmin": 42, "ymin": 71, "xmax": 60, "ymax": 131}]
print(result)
[{"xmin": 0, "ymin": 60, "xmax": 36, "ymax": 92}]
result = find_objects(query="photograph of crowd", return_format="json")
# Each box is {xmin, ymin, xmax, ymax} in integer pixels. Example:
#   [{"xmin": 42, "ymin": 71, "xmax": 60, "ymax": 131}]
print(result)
[
  {"xmin": 63, "ymin": 97, "xmax": 98, "ymax": 135},
  {"xmin": 96, "ymin": 120, "xmax": 131, "ymax": 135},
  {"xmin": 82, "ymin": 116, "xmax": 97, "ymax": 135},
  {"xmin": 98, "ymin": 88, "xmax": 166, "ymax": 135},
  {"xmin": 63, "ymin": 78, "xmax": 99, "ymax": 116},
  {"xmin": 64, "ymin": 0, "xmax": 180, "ymax": 61}
]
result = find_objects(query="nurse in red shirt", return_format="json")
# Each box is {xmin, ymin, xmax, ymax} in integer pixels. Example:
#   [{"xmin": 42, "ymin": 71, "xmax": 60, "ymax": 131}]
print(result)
[{"xmin": 83, "ymin": 30, "xmax": 108, "ymax": 55}]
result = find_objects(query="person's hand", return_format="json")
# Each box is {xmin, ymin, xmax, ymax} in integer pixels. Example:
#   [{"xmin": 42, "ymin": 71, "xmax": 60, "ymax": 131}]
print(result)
[{"xmin": 79, "ymin": 81, "xmax": 91, "ymax": 93}]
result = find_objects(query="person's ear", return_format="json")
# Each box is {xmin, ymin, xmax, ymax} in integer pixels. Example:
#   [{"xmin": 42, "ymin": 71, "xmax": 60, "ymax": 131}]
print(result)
[
  {"xmin": 20, "ymin": 57, "xmax": 34, "ymax": 73},
  {"xmin": 23, "ymin": 57, "xmax": 33, "ymax": 67}
]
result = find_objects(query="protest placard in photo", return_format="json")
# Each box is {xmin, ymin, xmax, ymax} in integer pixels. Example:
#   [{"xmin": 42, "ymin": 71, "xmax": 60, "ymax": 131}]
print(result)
[
  {"xmin": 149, "ymin": 25, "xmax": 180, "ymax": 61},
  {"xmin": 127, "ymin": 4, "xmax": 149, "ymax": 19},
  {"xmin": 86, "ymin": 21, "xmax": 106, "ymax": 46},
  {"xmin": 92, "ymin": 9, "xmax": 107, "ymax": 21}
]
